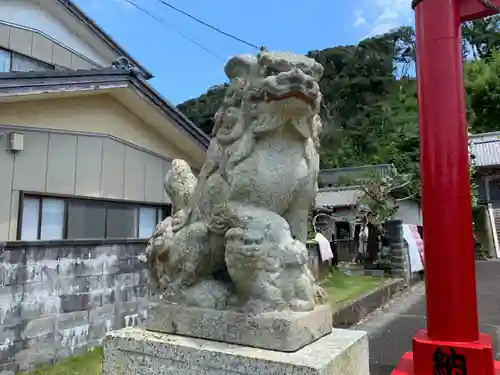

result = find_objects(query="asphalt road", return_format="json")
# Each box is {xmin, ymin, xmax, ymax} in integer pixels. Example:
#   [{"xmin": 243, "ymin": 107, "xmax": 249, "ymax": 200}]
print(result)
[{"xmin": 353, "ymin": 260, "xmax": 500, "ymax": 375}]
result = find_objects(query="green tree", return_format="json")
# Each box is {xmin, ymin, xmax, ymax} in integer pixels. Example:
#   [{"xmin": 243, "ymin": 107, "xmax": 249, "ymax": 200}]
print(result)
[
  {"xmin": 175, "ymin": 21, "xmax": 500, "ymax": 205},
  {"xmin": 310, "ymin": 31, "xmax": 400, "ymax": 168},
  {"xmin": 462, "ymin": 15, "xmax": 500, "ymax": 60},
  {"xmin": 176, "ymin": 84, "xmax": 227, "ymax": 135},
  {"xmin": 465, "ymin": 49, "xmax": 500, "ymax": 134}
]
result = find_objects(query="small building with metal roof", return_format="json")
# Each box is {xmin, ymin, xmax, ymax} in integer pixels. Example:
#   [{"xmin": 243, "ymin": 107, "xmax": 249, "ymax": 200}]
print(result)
[
  {"xmin": 469, "ymin": 131, "xmax": 500, "ymax": 258},
  {"xmin": 315, "ymin": 164, "xmax": 422, "ymax": 237}
]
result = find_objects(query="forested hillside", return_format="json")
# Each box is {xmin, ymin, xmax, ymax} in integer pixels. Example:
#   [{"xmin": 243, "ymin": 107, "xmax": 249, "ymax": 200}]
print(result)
[{"xmin": 177, "ymin": 19, "xmax": 500, "ymax": 181}]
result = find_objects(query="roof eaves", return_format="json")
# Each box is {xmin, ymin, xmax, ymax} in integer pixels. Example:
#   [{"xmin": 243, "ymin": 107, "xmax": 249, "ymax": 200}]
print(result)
[
  {"xmin": 320, "ymin": 164, "xmax": 396, "ymax": 174},
  {"xmin": 0, "ymin": 69, "xmax": 132, "ymax": 94},
  {"xmin": 55, "ymin": 0, "xmax": 154, "ymax": 80},
  {"xmin": 470, "ymin": 137, "xmax": 500, "ymax": 167},
  {"xmin": 0, "ymin": 67, "xmax": 127, "ymax": 81},
  {"xmin": 318, "ymin": 185, "xmax": 364, "ymax": 192},
  {"xmin": 128, "ymin": 77, "xmax": 210, "ymax": 149},
  {"xmin": 315, "ymin": 187, "xmax": 364, "ymax": 209},
  {"xmin": 469, "ymin": 131, "xmax": 500, "ymax": 140},
  {"xmin": 0, "ymin": 69, "xmax": 210, "ymax": 150}
]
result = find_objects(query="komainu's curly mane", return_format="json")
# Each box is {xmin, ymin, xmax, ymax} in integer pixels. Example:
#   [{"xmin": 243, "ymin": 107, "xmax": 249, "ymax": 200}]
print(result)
[{"xmin": 208, "ymin": 51, "xmax": 324, "ymax": 184}]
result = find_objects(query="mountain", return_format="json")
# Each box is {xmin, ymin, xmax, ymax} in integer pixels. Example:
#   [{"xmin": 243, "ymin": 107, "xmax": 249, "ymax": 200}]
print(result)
[{"xmin": 177, "ymin": 21, "xmax": 500, "ymax": 192}]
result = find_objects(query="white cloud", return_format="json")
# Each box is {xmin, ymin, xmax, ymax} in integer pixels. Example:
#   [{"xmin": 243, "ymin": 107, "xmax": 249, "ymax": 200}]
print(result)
[
  {"xmin": 366, "ymin": 0, "xmax": 412, "ymax": 36},
  {"xmin": 353, "ymin": 9, "xmax": 367, "ymax": 28},
  {"xmin": 369, "ymin": 23, "xmax": 396, "ymax": 36}
]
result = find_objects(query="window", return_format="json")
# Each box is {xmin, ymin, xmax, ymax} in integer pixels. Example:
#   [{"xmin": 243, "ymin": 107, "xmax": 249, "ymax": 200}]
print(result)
[
  {"xmin": 67, "ymin": 200, "xmax": 106, "ymax": 239},
  {"xmin": 157, "ymin": 207, "xmax": 169, "ymax": 223},
  {"xmin": 19, "ymin": 194, "xmax": 169, "ymax": 241},
  {"xmin": 139, "ymin": 206, "xmax": 157, "ymax": 238},
  {"xmin": 20, "ymin": 198, "xmax": 40, "ymax": 240},
  {"xmin": 40, "ymin": 199, "xmax": 65, "ymax": 240},
  {"xmin": 0, "ymin": 49, "xmax": 11, "ymax": 72},
  {"xmin": 0, "ymin": 48, "xmax": 55, "ymax": 73},
  {"xmin": 106, "ymin": 204, "xmax": 137, "ymax": 239},
  {"xmin": 11, "ymin": 53, "xmax": 54, "ymax": 72}
]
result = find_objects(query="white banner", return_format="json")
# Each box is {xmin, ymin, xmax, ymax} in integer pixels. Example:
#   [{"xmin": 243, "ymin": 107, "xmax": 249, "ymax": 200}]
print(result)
[{"xmin": 402, "ymin": 224, "xmax": 424, "ymax": 273}]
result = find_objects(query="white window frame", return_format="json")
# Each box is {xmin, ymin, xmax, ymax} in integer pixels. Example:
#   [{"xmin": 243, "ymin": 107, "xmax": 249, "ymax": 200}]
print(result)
[{"xmin": 18, "ymin": 192, "xmax": 170, "ymax": 241}]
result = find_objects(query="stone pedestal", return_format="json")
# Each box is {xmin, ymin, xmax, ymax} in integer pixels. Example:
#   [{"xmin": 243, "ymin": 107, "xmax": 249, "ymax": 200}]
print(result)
[
  {"xmin": 102, "ymin": 327, "xmax": 369, "ymax": 375},
  {"xmin": 145, "ymin": 303, "xmax": 332, "ymax": 352}
]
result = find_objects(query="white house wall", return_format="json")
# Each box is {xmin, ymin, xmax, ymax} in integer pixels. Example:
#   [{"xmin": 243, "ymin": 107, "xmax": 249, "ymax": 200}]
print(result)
[
  {"xmin": 0, "ymin": 0, "xmax": 109, "ymax": 66},
  {"xmin": 393, "ymin": 200, "xmax": 423, "ymax": 226},
  {"xmin": 0, "ymin": 128, "xmax": 172, "ymax": 241},
  {"xmin": 0, "ymin": 95, "xmax": 191, "ymax": 162}
]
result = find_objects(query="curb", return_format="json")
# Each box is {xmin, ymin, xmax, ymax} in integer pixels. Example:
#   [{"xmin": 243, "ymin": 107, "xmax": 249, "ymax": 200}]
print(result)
[{"xmin": 332, "ymin": 278, "xmax": 407, "ymax": 328}]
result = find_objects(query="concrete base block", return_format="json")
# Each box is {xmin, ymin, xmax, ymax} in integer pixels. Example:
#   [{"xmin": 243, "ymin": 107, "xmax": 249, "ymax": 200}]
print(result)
[
  {"xmin": 145, "ymin": 303, "xmax": 332, "ymax": 352},
  {"xmin": 102, "ymin": 327, "xmax": 369, "ymax": 375}
]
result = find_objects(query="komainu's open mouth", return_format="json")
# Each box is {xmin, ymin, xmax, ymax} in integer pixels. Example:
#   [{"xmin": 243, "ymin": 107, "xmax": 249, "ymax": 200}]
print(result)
[{"xmin": 266, "ymin": 91, "xmax": 315, "ymax": 107}]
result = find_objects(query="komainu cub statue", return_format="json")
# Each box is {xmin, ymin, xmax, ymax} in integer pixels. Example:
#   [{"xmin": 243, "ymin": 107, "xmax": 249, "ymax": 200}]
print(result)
[{"xmin": 143, "ymin": 51, "xmax": 328, "ymax": 314}]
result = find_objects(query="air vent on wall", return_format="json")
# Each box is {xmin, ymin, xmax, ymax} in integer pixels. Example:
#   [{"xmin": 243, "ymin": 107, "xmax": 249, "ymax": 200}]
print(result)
[{"xmin": 7, "ymin": 132, "xmax": 24, "ymax": 152}]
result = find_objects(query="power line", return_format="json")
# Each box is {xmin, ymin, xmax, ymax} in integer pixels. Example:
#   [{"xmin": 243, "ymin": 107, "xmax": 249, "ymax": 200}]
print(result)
[
  {"xmin": 122, "ymin": 0, "xmax": 225, "ymax": 61},
  {"xmin": 480, "ymin": 0, "xmax": 500, "ymax": 11},
  {"xmin": 151, "ymin": 0, "xmax": 263, "ymax": 50}
]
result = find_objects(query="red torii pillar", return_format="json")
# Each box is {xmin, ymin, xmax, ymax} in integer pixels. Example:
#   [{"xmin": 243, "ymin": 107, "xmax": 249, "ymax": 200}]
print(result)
[{"xmin": 392, "ymin": 0, "xmax": 500, "ymax": 374}]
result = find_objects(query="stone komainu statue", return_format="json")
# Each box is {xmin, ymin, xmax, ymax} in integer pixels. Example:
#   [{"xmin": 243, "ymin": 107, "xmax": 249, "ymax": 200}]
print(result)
[{"xmin": 143, "ymin": 51, "xmax": 327, "ymax": 314}]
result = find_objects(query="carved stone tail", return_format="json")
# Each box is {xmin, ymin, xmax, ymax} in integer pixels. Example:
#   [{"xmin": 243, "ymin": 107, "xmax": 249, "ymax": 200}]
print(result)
[{"xmin": 164, "ymin": 159, "xmax": 197, "ymax": 213}]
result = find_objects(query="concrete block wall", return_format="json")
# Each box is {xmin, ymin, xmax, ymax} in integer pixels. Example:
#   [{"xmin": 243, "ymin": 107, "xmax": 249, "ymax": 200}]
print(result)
[
  {"xmin": 0, "ymin": 239, "xmax": 150, "ymax": 374},
  {"xmin": 384, "ymin": 220, "xmax": 411, "ymax": 283}
]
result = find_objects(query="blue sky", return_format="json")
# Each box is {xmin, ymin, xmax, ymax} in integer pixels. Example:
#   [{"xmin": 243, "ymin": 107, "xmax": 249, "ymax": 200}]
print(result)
[{"xmin": 74, "ymin": 0, "xmax": 414, "ymax": 104}]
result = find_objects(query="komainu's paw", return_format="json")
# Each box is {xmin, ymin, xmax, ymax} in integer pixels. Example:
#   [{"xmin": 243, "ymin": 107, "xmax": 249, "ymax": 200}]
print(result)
[{"xmin": 183, "ymin": 279, "xmax": 232, "ymax": 310}]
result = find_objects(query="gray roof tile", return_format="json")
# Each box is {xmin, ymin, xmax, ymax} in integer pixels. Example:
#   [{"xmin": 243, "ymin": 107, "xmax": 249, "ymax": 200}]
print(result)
[
  {"xmin": 470, "ymin": 132, "xmax": 500, "ymax": 167},
  {"xmin": 318, "ymin": 164, "xmax": 396, "ymax": 187},
  {"xmin": 315, "ymin": 187, "xmax": 364, "ymax": 208}
]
